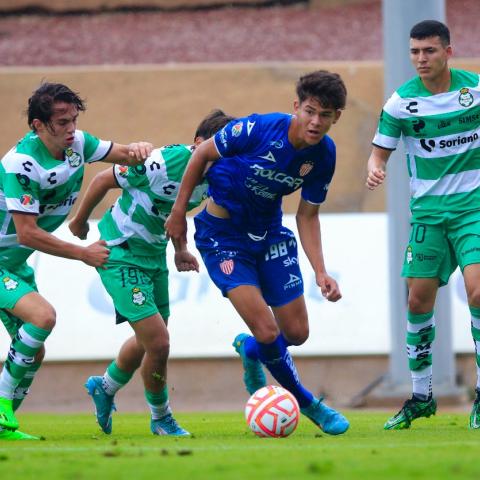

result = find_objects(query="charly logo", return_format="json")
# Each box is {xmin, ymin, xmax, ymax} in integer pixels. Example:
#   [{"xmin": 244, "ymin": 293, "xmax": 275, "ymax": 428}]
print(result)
[{"xmin": 458, "ymin": 87, "xmax": 474, "ymax": 108}]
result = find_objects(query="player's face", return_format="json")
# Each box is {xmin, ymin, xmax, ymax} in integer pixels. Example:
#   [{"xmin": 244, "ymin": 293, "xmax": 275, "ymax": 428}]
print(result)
[
  {"xmin": 34, "ymin": 101, "xmax": 79, "ymax": 156},
  {"xmin": 293, "ymin": 97, "xmax": 341, "ymax": 147},
  {"xmin": 410, "ymin": 36, "xmax": 452, "ymax": 82}
]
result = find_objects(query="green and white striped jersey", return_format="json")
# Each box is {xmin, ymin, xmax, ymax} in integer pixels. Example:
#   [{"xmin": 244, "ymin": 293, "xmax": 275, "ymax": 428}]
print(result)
[
  {"xmin": 99, "ymin": 143, "xmax": 207, "ymax": 256},
  {"xmin": 0, "ymin": 129, "xmax": 112, "ymax": 268},
  {"xmin": 373, "ymin": 68, "xmax": 480, "ymax": 221}
]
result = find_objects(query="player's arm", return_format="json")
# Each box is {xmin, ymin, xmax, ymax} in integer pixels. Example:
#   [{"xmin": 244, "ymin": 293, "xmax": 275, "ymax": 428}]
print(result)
[
  {"xmin": 165, "ymin": 137, "xmax": 220, "ymax": 248},
  {"xmin": 101, "ymin": 142, "xmax": 153, "ymax": 166},
  {"xmin": 13, "ymin": 213, "xmax": 109, "ymax": 268},
  {"xmin": 296, "ymin": 199, "xmax": 341, "ymax": 302},
  {"xmin": 69, "ymin": 168, "xmax": 118, "ymax": 240},
  {"xmin": 366, "ymin": 145, "xmax": 392, "ymax": 190}
]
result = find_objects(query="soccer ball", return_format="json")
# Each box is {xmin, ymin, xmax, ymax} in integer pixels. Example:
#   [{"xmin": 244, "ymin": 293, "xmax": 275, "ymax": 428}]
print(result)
[{"xmin": 245, "ymin": 385, "xmax": 300, "ymax": 438}]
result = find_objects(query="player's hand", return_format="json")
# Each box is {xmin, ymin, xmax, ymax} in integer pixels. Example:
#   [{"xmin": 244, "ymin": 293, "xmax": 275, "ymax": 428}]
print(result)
[
  {"xmin": 366, "ymin": 167, "xmax": 386, "ymax": 190},
  {"xmin": 165, "ymin": 210, "xmax": 188, "ymax": 244},
  {"xmin": 316, "ymin": 272, "xmax": 342, "ymax": 302},
  {"xmin": 80, "ymin": 240, "xmax": 110, "ymax": 268},
  {"xmin": 69, "ymin": 218, "xmax": 89, "ymax": 240},
  {"xmin": 174, "ymin": 250, "xmax": 199, "ymax": 272},
  {"xmin": 128, "ymin": 141, "xmax": 153, "ymax": 163}
]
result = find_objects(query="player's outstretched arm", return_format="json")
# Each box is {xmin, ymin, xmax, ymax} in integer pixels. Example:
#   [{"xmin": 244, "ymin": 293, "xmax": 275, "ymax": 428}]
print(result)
[
  {"xmin": 366, "ymin": 146, "xmax": 391, "ymax": 190},
  {"xmin": 165, "ymin": 138, "xmax": 220, "ymax": 244},
  {"xmin": 102, "ymin": 141, "xmax": 153, "ymax": 166},
  {"xmin": 296, "ymin": 199, "xmax": 341, "ymax": 302},
  {"xmin": 69, "ymin": 168, "xmax": 118, "ymax": 240},
  {"xmin": 13, "ymin": 213, "xmax": 109, "ymax": 268}
]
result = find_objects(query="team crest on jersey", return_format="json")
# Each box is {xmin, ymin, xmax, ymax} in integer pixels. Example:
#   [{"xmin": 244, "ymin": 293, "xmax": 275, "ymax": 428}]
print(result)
[
  {"xmin": 231, "ymin": 122, "xmax": 243, "ymax": 137},
  {"xmin": 299, "ymin": 161, "xmax": 314, "ymax": 176},
  {"xmin": 2, "ymin": 276, "xmax": 18, "ymax": 291},
  {"xmin": 219, "ymin": 259, "xmax": 234, "ymax": 275},
  {"xmin": 132, "ymin": 287, "xmax": 146, "ymax": 306},
  {"xmin": 458, "ymin": 88, "xmax": 474, "ymax": 107},
  {"xmin": 20, "ymin": 194, "xmax": 34, "ymax": 207},
  {"xmin": 117, "ymin": 166, "xmax": 129, "ymax": 177},
  {"xmin": 65, "ymin": 148, "xmax": 82, "ymax": 167}
]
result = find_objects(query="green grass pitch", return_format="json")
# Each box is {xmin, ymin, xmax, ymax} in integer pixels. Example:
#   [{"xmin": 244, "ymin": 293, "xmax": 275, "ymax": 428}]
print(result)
[{"xmin": 0, "ymin": 411, "xmax": 478, "ymax": 479}]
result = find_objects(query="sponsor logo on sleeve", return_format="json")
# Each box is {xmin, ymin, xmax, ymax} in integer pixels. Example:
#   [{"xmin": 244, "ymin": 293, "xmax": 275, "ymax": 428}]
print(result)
[
  {"xmin": 117, "ymin": 166, "xmax": 129, "ymax": 177},
  {"xmin": 231, "ymin": 122, "xmax": 243, "ymax": 137},
  {"xmin": 20, "ymin": 194, "xmax": 34, "ymax": 206}
]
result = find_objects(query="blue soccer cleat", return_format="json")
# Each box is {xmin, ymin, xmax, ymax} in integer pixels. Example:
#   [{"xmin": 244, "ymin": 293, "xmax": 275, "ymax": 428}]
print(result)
[
  {"xmin": 301, "ymin": 398, "xmax": 350, "ymax": 435},
  {"xmin": 85, "ymin": 376, "xmax": 116, "ymax": 434},
  {"xmin": 233, "ymin": 333, "xmax": 267, "ymax": 395},
  {"xmin": 151, "ymin": 414, "xmax": 190, "ymax": 436}
]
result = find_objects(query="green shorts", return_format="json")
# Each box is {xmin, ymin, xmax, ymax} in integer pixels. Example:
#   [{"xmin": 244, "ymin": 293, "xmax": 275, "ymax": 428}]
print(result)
[
  {"xmin": 0, "ymin": 263, "xmax": 38, "ymax": 336},
  {"xmin": 97, "ymin": 244, "xmax": 169, "ymax": 323},
  {"xmin": 402, "ymin": 210, "xmax": 480, "ymax": 286}
]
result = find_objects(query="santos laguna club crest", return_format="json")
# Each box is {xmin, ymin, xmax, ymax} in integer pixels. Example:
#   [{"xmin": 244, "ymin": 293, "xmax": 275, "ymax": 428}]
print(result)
[
  {"xmin": 299, "ymin": 161, "xmax": 314, "ymax": 176},
  {"xmin": 219, "ymin": 259, "xmax": 234, "ymax": 275},
  {"xmin": 458, "ymin": 87, "xmax": 474, "ymax": 107},
  {"xmin": 132, "ymin": 287, "xmax": 146, "ymax": 306}
]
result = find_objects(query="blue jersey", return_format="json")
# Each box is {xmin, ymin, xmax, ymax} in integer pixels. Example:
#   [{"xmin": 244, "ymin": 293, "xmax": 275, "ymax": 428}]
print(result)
[{"xmin": 209, "ymin": 112, "xmax": 336, "ymax": 234}]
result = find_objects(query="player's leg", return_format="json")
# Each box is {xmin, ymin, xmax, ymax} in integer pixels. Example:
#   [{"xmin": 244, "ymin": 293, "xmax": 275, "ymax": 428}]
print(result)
[
  {"xmin": 0, "ymin": 291, "xmax": 54, "ymax": 431},
  {"xmin": 130, "ymin": 314, "xmax": 189, "ymax": 436},
  {"xmin": 85, "ymin": 336, "xmax": 143, "ymax": 434},
  {"xmin": 12, "ymin": 345, "xmax": 44, "ymax": 411},
  {"xmin": 462, "ymin": 264, "xmax": 480, "ymax": 428}
]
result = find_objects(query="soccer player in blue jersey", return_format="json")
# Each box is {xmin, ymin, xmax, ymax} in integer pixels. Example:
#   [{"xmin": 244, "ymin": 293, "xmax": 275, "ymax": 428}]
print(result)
[{"xmin": 165, "ymin": 70, "xmax": 350, "ymax": 435}]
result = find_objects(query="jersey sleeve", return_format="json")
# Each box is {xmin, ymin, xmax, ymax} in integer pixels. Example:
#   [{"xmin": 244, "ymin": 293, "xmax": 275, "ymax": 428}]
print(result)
[
  {"xmin": 113, "ymin": 163, "xmax": 150, "ymax": 189},
  {"xmin": 372, "ymin": 92, "xmax": 402, "ymax": 150},
  {"xmin": 300, "ymin": 142, "xmax": 336, "ymax": 205},
  {"xmin": 82, "ymin": 130, "xmax": 113, "ymax": 163},
  {"xmin": 2, "ymin": 153, "xmax": 41, "ymax": 215},
  {"xmin": 213, "ymin": 115, "xmax": 258, "ymax": 157}
]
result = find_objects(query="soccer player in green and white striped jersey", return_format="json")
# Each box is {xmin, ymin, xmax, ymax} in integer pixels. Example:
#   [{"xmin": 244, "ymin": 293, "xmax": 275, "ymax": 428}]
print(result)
[
  {"xmin": 366, "ymin": 20, "xmax": 480, "ymax": 430},
  {"xmin": 0, "ymin": 82, "xmax": 152, "ymax": 440},
  {"xmin": 69, "ymin": 109, "xmax": 234, "ymax": 436}
]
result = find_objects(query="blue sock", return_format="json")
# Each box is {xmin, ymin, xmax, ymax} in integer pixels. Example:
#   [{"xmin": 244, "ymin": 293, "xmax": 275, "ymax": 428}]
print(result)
[
  {"xmin": 257, "ymin": 335, "xmax": 313, "ymax": 408},
  {"xmin": 243, "ymin": 336, "xmax": 260, "ymax": 360},
  {"xmin": 244, "ymin": 333, "xmax": 291, "ymax": 360}
]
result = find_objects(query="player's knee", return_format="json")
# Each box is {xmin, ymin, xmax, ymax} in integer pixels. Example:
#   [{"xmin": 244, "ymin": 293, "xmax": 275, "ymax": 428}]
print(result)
[
  {"xmin": 408, "ymin": 292, "xmax": 432, "ymax": 314},
  {"xmin": 147, "ymin": 336, "xmax": 170, "ymax": 360},
  {"xmin": 285, "ymin": 328, "xmax": 309, "ymax": 346},
  {"xmin": 251, "ymin": 324, "xmax": 279, "ymax": 344},
  {"xmin": 30, "ymin": 305, "xmax": 56, "ymax": 330}
]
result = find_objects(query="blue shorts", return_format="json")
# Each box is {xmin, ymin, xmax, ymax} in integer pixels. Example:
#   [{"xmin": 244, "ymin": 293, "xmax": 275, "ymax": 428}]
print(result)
[{"xmin": 194, "ymin": 209, "xmax": 303, "ymax": 307}]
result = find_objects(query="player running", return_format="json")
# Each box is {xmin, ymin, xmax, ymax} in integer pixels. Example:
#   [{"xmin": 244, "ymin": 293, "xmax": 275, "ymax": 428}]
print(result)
[
  {"xmin": 69, "ymin": 110, "xmax": 234, "ymax": 436},
  {"xmin": 166, "ymin": 70, "xmax": 350, "ymax": 435},
  {"xmin": 0, "ymin": 82, "xmax": 152, "ymax": 440}
]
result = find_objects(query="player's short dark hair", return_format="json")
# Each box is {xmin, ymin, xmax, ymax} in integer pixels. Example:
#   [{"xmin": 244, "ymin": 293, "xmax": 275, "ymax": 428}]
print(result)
[
  {"xmin": 194, "ymin": 109, "xmax": 235, "ymax": 140},
  {"xmin": 27, "ymin": 82, "xmax": 86, "ymax": 131},
  {"xmin": 410, "ymin": 20, "xmax": 450, "ymax": 46},
  {"xmin": 296, "ymin": 70, "xmax": 347, "ymax": 110}
]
